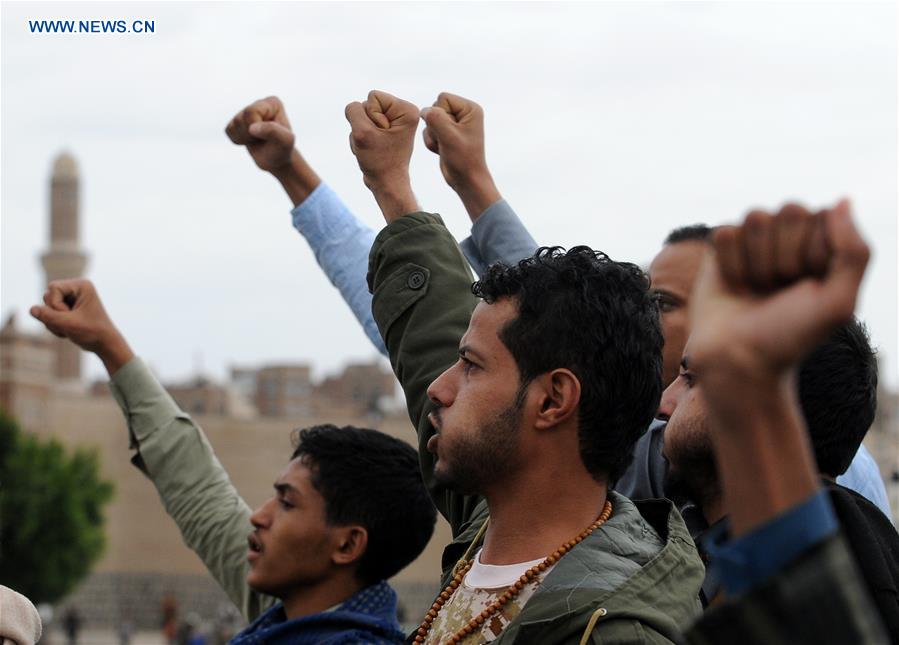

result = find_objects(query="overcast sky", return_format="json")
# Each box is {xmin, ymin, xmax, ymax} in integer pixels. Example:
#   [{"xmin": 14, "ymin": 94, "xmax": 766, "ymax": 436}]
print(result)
[{"xmin": 2, "ymin": 1, "xmax": 896, "ymax": 389}]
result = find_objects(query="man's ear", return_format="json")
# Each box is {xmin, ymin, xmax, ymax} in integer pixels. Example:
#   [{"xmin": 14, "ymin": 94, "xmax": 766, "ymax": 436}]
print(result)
[
  {"xmin": 533, "ymin": 368, "xmax": 581, "ymax": 431},
  {"xmin": 332, "ymin": 526, "xmax": 368, "ymax": 568}
]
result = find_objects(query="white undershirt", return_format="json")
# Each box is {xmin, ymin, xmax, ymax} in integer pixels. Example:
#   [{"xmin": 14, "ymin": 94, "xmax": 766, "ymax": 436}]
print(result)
[{"xmin": 463, "ymin": 550, "xmax": 548, "ymax": 589}]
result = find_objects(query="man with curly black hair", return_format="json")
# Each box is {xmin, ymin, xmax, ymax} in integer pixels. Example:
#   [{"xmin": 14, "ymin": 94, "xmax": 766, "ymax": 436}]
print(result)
[{"xmin": 347, "ymin": 90, "xmax": 704, "ymax": 645}]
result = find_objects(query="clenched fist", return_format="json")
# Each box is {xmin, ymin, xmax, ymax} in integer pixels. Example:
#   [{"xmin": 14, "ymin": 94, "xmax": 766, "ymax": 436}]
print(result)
[
  {"xmin": 421, "ymin": 93, "xmax": 500, "ymax": 218},
  {"xmin": 30, "ymin": 280, "xmax": 134, "ymax": 375},
  {"xmin": 345, "ymin": 90, "xmax": 419, "ymax": 222},
  {"xmin": 689, "ymin": 200, "xmax": 870, "ymax": 381},
  {"xmin": 226, "ymin": 96, "xmax": 297, "ymax": 173}
]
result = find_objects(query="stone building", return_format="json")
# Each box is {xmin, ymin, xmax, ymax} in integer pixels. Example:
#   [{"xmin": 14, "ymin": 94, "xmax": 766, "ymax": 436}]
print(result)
[
  {"xmin": 0, "ymin": 313, "xmax": 55, "ymax": 431},
  {"xmin": 315, "ymin": 362, "xmax": 398, "ymax": 415},
  {"xmin": 40, "ymin": 152, "xmax": 88, "ymax": 386}
]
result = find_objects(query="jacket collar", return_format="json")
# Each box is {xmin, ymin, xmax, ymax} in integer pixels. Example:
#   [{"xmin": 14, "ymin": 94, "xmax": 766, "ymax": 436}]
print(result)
[{"xmin": 231, "ymin": 580, "xmax": 405, "ymax": 645}]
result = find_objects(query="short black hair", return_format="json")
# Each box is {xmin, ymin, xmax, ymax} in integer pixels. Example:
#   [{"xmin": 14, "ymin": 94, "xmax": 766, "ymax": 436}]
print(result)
[
  {"xmin": 799, "ymin": 318, "xmax": 878, "ymax": 478},
  {"xmin": 473, "ymin": 246, "xmax": 663, "ymax": 483},
  {"xmin": 290, "ymin": 425, "xmax": 436, "ymax": 585},
  {"xmin": 664, "ymin": 224, "xmax": 714, "ymax": 245}
]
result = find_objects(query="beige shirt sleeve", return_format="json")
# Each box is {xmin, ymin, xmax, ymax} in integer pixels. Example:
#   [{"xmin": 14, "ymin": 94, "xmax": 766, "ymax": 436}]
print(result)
[{"xmin": 109, "ymin": 357, "xmax": 276, "ymax": 622}]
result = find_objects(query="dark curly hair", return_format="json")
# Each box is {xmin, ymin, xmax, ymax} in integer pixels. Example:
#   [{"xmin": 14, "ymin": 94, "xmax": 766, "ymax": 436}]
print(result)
[
  {"xmin": 291, "ymin": 425, "xmax": 436, "ymax": 585},
  {"xmin": 472, "ymin": 246, "xmax": 663, "ymax": 484}
]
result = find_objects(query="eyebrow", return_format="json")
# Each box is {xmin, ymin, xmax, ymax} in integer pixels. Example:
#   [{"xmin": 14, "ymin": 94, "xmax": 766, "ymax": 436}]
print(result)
[
  {"xmin": 459, "ymin": 345, "xmax": 487, "ymax": 363},
  {"xmin": 274, "ymin": 482, "xmax": 299, "ymax": 497}
]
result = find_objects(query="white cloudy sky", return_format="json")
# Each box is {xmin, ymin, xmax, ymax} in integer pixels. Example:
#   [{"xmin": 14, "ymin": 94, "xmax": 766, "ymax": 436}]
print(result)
[{"xmin": 2, "ymin": 1, "xmax": 896, "ymax": 388}]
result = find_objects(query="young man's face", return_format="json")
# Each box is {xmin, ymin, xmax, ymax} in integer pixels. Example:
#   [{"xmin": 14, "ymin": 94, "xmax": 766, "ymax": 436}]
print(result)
[
  {"xmin": 425, "ymin": 298, "xmax": 528, "ymax": 495},
  {"xmin": 246, "ymin": 458, "xmax": 342, "ymax": 597},
  {"xmin": 649, "ymin": 241, "xmax": 707, "ymax": 389}
]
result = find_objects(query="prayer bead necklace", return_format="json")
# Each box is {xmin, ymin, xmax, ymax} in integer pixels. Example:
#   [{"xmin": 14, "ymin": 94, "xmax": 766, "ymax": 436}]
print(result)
[{"xmin": 413, "ymin": 499, "xmax": 613, "ymax": 645}]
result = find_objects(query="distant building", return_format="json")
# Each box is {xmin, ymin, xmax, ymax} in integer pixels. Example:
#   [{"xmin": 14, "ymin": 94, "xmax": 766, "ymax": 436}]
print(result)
[
  {"xmin": 316, "ymin": 362, "xmax": 397, "ymax": 416},
  {"xmin": 167, "ymin": 376, "xmax": 230, "ymax": 417},
  {"xmin": 868, "ymin": 386, "xmax": 899, "ymax": 520},
  {"xmin": 40, "ymin": 152, "xmax": 88, "ymax": 386},
  {"xmin": 255, "ymin": 364, "xmax": 313, "ymax": 417},
  {"xmin": 226, "ymin": 360, "xmax": 397, "ymax": 419},
  {"xmin": 0, "ymin": 313, "xmax": 55, "ymax": 431}
]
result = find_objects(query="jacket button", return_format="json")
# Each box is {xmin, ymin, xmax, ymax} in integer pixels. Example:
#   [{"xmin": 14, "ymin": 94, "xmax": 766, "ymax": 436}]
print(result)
[{"xmin": 407, "ymin": 271, "xmax": 426, "ymax": 290}]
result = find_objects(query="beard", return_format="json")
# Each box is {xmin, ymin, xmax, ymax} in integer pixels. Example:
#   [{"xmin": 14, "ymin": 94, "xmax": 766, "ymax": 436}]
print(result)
[
  {"xmin": 663, "ymin": 417, "xmax": 721, "ymax": 513},
  {"xmin": 432, "ymin": 387, "xmax": 526, "ymax": 496}
]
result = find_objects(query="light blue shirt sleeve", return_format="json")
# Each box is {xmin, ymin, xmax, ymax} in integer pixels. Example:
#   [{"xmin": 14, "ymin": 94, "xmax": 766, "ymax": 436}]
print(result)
[
  {"xmin": 837, "ymin": 443, "xmax": 893, "ymax": 521},
  {"xmin": 291, "ymin": 183, "xmax": 387, "ymax": 356},
  {"xmin": 459, "ymin": 199, "xmax": 538, "ymax": 276}
]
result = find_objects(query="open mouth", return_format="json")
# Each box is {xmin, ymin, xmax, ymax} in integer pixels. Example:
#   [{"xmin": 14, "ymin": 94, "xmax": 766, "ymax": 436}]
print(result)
[{"xmin": 247, "ymin": 533, "xmax": 263, "ymax": 555}]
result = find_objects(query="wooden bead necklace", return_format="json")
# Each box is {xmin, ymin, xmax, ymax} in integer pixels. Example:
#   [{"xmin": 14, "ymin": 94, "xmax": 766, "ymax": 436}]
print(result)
[{"xmin": 413, "ymin": 499, "xmax": 613, "ymax": 645}]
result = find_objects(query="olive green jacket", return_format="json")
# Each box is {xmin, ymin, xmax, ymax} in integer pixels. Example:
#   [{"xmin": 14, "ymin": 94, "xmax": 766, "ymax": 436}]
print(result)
[
  {"xmin": 367, "ymin": 212, "xmax": 705, "ymax": 643},
  {"xmin": 109, "ymin": 357, "xmax": 275, "ymax": 622}
]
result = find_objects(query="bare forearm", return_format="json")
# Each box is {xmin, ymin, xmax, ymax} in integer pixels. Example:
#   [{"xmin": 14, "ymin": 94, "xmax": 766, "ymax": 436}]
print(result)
[
  {"xmin": 453, "ymin": 170, "xmax": 502, "ymax": 222},
  {"xmin": 369, "ymin": 176, "xmax": 420, "ymax": 223},
  {"xmin": 270, "ymin": 150, "xmax": 321, "ymax": 208},
  {"xmin": 96, "ymin": 329, "xmax": 135, "ymax": 377},
  {"xmin": 705, "ymin": 371, "xmax": 820, "ymax": 537}
]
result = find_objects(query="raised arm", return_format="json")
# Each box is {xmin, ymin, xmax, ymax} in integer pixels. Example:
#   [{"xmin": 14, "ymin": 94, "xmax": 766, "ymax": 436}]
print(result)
[
  {"xmin": 421, "ymin": 93, "xmax": 538, "ymax": 273},
  {"xmin": 30, "ymin": 281, "xmax": 274, "ymax": 621},
  {"xmin": 226, "ymin": 96, "xmax": 386, "ymax": 355},
  {"xmin": 685, "ymin": 202, "xmax": 887, "ymax": 643},
  {"xmin": 345, "ymin": 91, "xmax": 483, "ymax": 534}
]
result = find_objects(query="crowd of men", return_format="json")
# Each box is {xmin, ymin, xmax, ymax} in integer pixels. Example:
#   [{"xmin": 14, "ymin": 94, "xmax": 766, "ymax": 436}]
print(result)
[{"xmin": 24, "ymin": 91, "xmax": 899, "ymax": 644}]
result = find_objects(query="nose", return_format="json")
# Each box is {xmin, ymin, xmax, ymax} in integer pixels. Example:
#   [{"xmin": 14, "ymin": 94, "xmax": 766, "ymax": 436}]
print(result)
[
  {"xmin": 657, "ymin": 377, "xmax": 682, "ymax": 421},
  {"xmin": 426, "ymin": 363, "xmax": 457, "ymax": 408},
  {"xmin": 250, "ymin": 498, "xmax": 275, "ymax": 529}
]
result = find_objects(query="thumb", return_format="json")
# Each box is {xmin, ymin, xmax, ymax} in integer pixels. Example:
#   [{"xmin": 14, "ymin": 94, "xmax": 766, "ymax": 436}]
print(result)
[
  {"xmin": 248, "ymin": 121, "xmax": 295, "ymax": 147},
  {"xmin": 30, "ymin": 305, "xmax": 69, "ymax": 336},
  {"xmin": 421, "ymin": 106, "xmax": 456, "ymax": 139},
  {"xmin": 421, "ymin": 124, "xmax": 440, "ymax": 155}
]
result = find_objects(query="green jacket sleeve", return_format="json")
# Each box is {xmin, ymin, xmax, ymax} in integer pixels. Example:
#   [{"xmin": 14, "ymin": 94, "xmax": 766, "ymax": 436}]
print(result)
[
  {"xmin": 109, "ymin": 357, "xmax": 276, "ymax": 622},
  {"xmin": 685, "ymin": 533, "xmax": 889, "ymax": 645},
  {"xmin": 367, "ymin": 212, "xmax": 483, "ymax": 537}
]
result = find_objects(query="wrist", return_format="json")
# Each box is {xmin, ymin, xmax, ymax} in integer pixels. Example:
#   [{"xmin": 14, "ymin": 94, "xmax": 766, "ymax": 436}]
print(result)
[
  {"xmin": 96, "ymin": 328, "xmax": 135, "ymax": 377},
  {"xmin": 451, "ymin": 169, "xmax": 501, "ymax": 222},
  {"xmin": 373, "ymin": 187, "xmax": 419, "ymax": 223},
  {"xmin": 271, "ymin": 150, "xmax": 321, "ymax": 207},
  {"xmin": 366, "ymin": 174, "xmax": 419, "ymax": 223}
]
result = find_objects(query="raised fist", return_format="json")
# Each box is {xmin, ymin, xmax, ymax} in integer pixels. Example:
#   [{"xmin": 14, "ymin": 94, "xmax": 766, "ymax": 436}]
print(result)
[
  {"xmin": 689, "ymin": 200, "xmax": 870, "ymax": 380},
  {"xmin": 226, "ymin": 96, "xmax": 296, "ymax": 173},
  {"xmin": 345, "ymin": 90, "xmax": 419, "ymax": 194},
  {"xmin": 420, "ymin": 93, "xmax": 487, "ymax": 188},
  {"xmin": 30, "ymin": 279, "xmax": 133, "ymax": 374},
  {"xmin": 421, "ymin": 93, "xmax": 501, "ymax": 219}
]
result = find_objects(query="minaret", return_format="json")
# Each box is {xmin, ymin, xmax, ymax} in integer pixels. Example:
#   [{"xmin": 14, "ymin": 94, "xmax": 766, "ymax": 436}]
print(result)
[{"xmin": 41, "ymin": 152, "xmax": 88, "ymax": 383}]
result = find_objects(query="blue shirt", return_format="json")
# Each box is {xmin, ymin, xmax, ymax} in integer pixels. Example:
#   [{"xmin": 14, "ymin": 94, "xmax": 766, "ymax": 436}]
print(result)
[
  {"xmin": 291, "ymin": 184, "xmax": 536, "ymax": 356},
  {"xmin": 703, "ymin": 490, "xmax": 839, "ymax": 597},
  {"xmin": 229, "ymin": 580, "xmax": 405, "ymax": 645}
]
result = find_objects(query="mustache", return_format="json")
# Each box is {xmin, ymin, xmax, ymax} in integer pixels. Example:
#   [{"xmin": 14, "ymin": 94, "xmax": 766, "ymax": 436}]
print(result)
[{"xmin": 428, "ymin": 408, "xmax": 443, "ymax": 432}]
